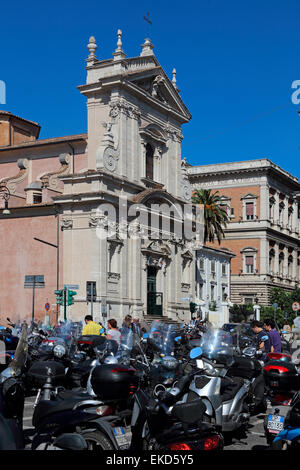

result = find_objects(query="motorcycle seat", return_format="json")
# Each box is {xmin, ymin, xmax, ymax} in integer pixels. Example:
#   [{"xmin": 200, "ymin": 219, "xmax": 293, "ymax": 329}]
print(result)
[
  {"xmin": 220, "ymin": 376, "xmax": 244, "ymax": 403},
  {"xmin": 32, "ymin": 391, "xmax": 97, "ymax": 427}
]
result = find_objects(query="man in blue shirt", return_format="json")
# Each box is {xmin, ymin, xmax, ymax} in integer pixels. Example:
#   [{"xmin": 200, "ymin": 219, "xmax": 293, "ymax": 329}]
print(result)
[
  {"xmin": 263, "ymin": 319, "xmax": 282, "ymax": 353},
  {"xmin": 250, "ymin": 320, "xmax": 271, "ymax": 357}
]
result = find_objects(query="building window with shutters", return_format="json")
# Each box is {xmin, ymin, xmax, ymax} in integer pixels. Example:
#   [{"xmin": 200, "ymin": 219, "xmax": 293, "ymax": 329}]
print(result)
[
  {"xmin": 246, "ymin": 202, "xmax": 254, "ymax": 220},
  {"xmin": 219, "ymin": 196, "xmax": 231, "ymax": 217},
  {"xmin": 241, "ymin": 194, "xmax": 258, "ymax": 221},
  {"xmin": 245, "ymin": 255, "xmax": 254, "ymax": 273},
  {"xmin": 222, "ymin": 263, "xmax": 227, "ymax": 276},
  {"xmin": 241, "ymin": 247, "xmax": 257, "ymax": 274}
]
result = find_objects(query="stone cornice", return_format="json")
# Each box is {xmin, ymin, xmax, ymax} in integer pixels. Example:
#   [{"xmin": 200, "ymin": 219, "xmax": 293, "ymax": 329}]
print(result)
[{"xmin": 188, "ymin": 160, "xmax": 300, "ymax": 189}]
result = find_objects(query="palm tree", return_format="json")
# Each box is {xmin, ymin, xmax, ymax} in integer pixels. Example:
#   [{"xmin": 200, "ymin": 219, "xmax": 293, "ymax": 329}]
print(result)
[{"xmin": 192, "ymin": 189, "xmax": 229, "ymax": 244}]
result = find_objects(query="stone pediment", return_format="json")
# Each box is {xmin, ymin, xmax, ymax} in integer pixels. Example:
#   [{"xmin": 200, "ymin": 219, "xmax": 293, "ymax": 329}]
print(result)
[{"xmin": 128, "ymin": 68, "xmax": 191, "ymax": 121}]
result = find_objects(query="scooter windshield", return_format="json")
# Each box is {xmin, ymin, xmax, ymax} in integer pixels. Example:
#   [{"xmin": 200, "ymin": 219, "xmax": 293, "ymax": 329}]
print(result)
[
  {"xmin": 116, "ymin": 328, "xmax": 134, "ymax": 363},
  {"xmin": 8, "ymin": 323, "xmax": 28, "ymax": 375},
  {"xmin": 148, "ymin": 320, "xmax": 177, "ymax": 356},
  {"xmin": 199, "ymin": 328, "xmax": 234, "ymax": 365}
]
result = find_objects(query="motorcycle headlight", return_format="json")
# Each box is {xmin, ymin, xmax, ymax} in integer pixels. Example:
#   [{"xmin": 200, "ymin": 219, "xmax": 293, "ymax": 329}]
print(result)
[
  {"xmin": 242, "ymin": 346, "xmax": 256, "ymax": 357},
  {"xmin": 53, "ymin": 344, "xmax": 66, "ymax": 358},
  {"xmin": 161, "ymin": 356, "xmax": 178, "ymax": 370}
]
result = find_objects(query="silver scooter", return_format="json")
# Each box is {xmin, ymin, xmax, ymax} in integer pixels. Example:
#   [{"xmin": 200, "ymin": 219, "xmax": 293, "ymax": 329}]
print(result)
[{"xmin": 186, "ymin": 329, "xmax": 252, "ymax": 433}]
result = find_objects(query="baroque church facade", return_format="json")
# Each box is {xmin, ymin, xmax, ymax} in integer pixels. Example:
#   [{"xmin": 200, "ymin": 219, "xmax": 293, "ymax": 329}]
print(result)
[{"xmin": 57, "ymin": 32, "xmax": 201, "ymax": 323}]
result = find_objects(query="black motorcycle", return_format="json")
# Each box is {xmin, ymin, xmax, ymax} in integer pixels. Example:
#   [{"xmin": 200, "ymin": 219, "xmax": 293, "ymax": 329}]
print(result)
[
  {"xmin": 27, "ymin": 328, "xmax": 223, "ymax": 451},
  {"xmin": 0, "ymin": 324, "xmax": 87, "ymax": 451}
]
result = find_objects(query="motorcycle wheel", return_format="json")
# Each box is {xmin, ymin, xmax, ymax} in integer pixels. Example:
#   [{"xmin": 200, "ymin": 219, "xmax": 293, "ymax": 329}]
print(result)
[
  {"xmin": 81, "ymin": 431, "xmax": 115, "ymax": 450},
  {"xmin": 271, "ymin": 439, "xmax": 288, "ymax": 451}
]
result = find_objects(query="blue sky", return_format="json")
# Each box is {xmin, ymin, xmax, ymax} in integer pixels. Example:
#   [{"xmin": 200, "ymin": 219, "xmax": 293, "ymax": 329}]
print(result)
[{"xmin": 1, "ymin": 0, "xmax": 300, "ymax": 177}]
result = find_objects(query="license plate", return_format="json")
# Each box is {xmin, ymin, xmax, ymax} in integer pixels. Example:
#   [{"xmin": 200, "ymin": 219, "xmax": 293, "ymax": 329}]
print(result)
[
  {"xmin": 267, "ymin": 414, "xmax": 284, "ymax": 433},
  {"xmin": 113, "ymin": 426, "xmax": 132, "ymax": 450}
]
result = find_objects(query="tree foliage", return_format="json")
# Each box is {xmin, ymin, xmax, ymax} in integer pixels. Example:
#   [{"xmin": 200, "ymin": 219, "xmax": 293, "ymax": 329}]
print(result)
[
  {"xmin": 229, "ymin": 304, "xmax": 255, "ymax": 323},
  {"xmin": 192, "ymin": 189, "xmax": 229, "ymax": 245},
  {"xmin": 229, "ymin": 288, "xmax": 300, "ymax": 328}
]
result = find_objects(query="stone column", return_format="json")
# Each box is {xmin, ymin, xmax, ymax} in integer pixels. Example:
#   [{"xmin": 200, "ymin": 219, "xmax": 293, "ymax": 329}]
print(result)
[
  {"xmin": 283, "ymin": 196, "xmax": 289, "ymax": 227},
  {"xmin": 293, "ymin": 201, "xmax": 298, "ymax": 233},
  {"xmin": 283, "ymin": 246, "xmax": 289, "ymax": 277},
  {"xmin": 260, "ymin": 184, "xmax": 269, "ymax": 221},
  {"xmin": 274, "ymin": 243, "xmax": 279, "ymax": 276},
  {"xmin": 274, "ymin": 192, "xmax": 280, "ymax": 223},
  {"xmin": 260, "ymin": 238, "xmax": 269, "ymax": 275}
]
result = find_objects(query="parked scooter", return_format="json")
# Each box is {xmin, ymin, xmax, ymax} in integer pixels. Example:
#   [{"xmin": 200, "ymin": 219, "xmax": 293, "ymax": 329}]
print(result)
[
  {"xmin": 263, "ymin": 350, "xmax": 300, "ymax": 444},
  {"xmin": 186, "ymin": 328, "xmax": 264, "ymax": 434},
  {"xmin": 271, "ymin": 390, "xmax": 300, "ymax": 450},
  {"xmin": 28, "ymin": 328, "xmax": 223, "ymax": 451},
  {"xmin": 0, "ymin": 324, "xmax": 87, "ymax": 451}
]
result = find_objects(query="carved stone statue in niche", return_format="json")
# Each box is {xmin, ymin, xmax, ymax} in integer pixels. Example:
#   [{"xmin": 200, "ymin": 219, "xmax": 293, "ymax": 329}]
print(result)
[{"xmin": 151, "ymin": 75, "xmax": 166, "ymax": 103}]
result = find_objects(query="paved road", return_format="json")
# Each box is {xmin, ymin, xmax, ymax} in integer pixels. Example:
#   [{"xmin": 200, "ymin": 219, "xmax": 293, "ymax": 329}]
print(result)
[{"xmin": 23, "ymin": 395, "xmax": 272, "ymax": 451}]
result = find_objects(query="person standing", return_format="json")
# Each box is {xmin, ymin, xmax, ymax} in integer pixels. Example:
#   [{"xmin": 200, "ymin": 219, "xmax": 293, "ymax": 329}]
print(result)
[
  {"xmin": 81, "ymin": 315, "xmax": 104, "ymax": 336},
  {"xmin": 132, "ymin": 318, "xmax": 141, "ymax": 337},
  {"xmin": 263, "ymin": 319, "xmax": 282, "ymax": 353},
  {"xmin": 106, "ymin": 319, "xmax": 121, "ymax": 345},
  {"xmin": 250, "ymin": 320, "xmax": 272, "ymax": 357},
  {"xmin": 120, "ymin": 314, "xmax": 133, "ymax": 335}
]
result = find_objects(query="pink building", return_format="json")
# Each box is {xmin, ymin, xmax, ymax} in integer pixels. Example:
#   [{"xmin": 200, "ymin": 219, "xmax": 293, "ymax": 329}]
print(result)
[{"xmin": 0, "ymin": 110, "xmax": 87, "ymax": 324}]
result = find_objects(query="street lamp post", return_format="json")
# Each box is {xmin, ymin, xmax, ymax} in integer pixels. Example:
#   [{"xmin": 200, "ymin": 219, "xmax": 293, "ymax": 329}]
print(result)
[
  {"xmin": 33, "ymin": 206, "xmax": 60, "ymax": 323},
  {"xmin": 0, "ymin": 184, "xmax": 11, "ymax": 215}
]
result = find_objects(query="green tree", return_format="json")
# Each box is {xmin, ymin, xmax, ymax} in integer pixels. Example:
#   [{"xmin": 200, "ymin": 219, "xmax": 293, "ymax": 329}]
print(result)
[
  {"xmin": 261, "ymin": 287, "xmax": 300, "ymax": 328},
  {"xmin": 229, "ymin": 304, "xmax": 254, "ymax": 323},
  {"xmin": 192, "ymin": 189, "xmax": 229, "ymax": 244}
]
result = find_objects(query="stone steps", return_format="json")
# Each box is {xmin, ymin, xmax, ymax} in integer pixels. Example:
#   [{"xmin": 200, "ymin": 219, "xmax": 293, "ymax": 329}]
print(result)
[{"xmin": 142, "ymin": 315, "xmax": 183, "ymax": 328}]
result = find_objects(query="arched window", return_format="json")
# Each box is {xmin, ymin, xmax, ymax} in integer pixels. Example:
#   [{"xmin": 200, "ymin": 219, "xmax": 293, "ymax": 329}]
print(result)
[
  {"xmin": 279, "ymin": 252, "xmax": 284, "ymax": 276},
  {"xmin": 288, "ymin": 255, "xmax": 293, "ymax": 278},
  {"xmin": 145, "ymin": 143, "xmax": 154, "ymax": 180},
  {"xmin": 269, "ymin": 249, "xmax": 275, "ymax": 274}
]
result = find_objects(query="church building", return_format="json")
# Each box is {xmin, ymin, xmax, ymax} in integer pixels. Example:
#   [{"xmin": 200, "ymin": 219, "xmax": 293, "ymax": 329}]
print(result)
[{"xmin": 0, "ymin": 31, "xmax": 202, "ymax": 326}]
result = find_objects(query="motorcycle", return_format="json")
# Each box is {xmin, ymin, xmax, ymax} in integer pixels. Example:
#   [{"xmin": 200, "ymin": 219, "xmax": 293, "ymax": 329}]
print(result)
[
  {"xmin": 185, "ymin": 328, "xmax": 264, "ymax": 434},
  {"xmin": 29, "ymin": 328, "xmax": 223, "ymax": 451},
  {"xmin": 271, "ymin": 390, "xmax": 300, "ymax": 450},
  {"xmin": 0, "ymin": 321, "xmax": 20, "ymax": 371},
  {"xmin": 0, "ymin": 324, "xmax": 87, "ymax": 451},
  {"xmin": 263, "ymin": 349, "xmax": 300, "ymax": 444}
]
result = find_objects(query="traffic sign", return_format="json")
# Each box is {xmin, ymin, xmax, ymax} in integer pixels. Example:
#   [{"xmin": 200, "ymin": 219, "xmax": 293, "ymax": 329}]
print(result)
[
  {"xmin": 44, "ymin": 302, "xmax": 50, "ymax": 311},
  {"xmin": 292, "ymin": 302, "xmax": 300, "ymax": 312},
  {"xmin": 272, "ymin": 303, "xmax": 278, "ymax": 309},
  {"xmin": 64, "ymin": 284, "xmax": 79, "ymax": 290}
]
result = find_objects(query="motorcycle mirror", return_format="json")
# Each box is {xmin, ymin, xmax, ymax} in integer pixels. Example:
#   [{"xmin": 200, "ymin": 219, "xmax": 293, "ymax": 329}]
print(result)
[
  {"xmin": 189, "ymin": 347, "xmax": 203, "ymax": 359},
  {"xmin": 282, "ymin": 331, "xmax": 287, "ymax": 334},
  {"xmin": 99, "ymin": 328, "xmax": 105, "ymax": 334},
  {"xmin": 53, "ymin": 433, "xmax": 88, "ymax": 451}
]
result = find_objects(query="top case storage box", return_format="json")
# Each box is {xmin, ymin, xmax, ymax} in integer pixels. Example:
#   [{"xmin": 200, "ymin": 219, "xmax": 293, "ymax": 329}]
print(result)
[
  {"xmin": 227, "ymin": 356, "xmax": 262, "ymax": 380},
  {"xmin": 90, "ymin": 363, "xmax": 138, "ymax": 401},
  {"xmin": 77, "ymin": 335, "xmax": 106, "ymax": 350},
  {"xmin": 263, "ymin": 360, "xmax": 300, "ymax": 391}
]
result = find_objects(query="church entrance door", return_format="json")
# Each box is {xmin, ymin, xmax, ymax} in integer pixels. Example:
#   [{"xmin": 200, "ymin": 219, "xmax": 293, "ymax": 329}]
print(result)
[{"xmin": 147, "ymin": 266, "xmax": 163, "ymax": 316}]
